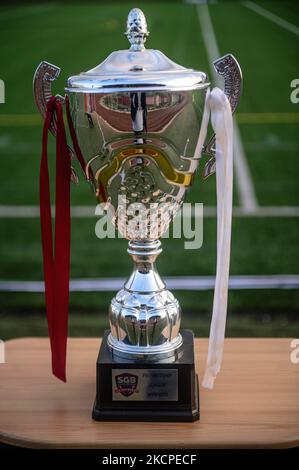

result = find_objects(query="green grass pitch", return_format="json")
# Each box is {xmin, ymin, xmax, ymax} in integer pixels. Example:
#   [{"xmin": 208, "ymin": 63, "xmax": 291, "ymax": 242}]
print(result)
[{"xmin": 0, "ymin": 1, "xmax": 298, "ymax": 338}]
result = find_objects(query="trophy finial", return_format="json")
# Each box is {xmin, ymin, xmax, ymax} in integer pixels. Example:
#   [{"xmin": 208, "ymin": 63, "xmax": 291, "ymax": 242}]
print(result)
[{"xmin": 125, "ymin": 8, "xmax": 149, "ymax": 51}]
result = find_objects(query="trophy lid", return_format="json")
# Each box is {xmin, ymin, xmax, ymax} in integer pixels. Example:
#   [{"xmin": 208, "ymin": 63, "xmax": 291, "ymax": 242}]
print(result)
[{"xmin": 66, "ymin": 8, "xmax": 208, "ymax": 94}]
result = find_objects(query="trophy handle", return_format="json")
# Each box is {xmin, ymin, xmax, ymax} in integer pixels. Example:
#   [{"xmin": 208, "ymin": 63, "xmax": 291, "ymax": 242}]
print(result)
[
  {"xmin": 202, "ymin": 53, "xmax": 243, "ymax": 179},
  {"xmin": 33, "ymin": 61, "xmax": 64, "ymax": 136},
  {"xmin": 33, "ymin": 61, "xmax": 79, "ymax": 183}
]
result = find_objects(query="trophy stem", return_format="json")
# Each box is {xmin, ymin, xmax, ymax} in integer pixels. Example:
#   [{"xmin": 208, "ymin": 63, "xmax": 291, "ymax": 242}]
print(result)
[
  {"xmin": 108, "ymin": 239, "xmax": 182, "ymax": 360},
  {"xmin": 125, "ymin": 240, "xmax": 164, "ymax": 294}
]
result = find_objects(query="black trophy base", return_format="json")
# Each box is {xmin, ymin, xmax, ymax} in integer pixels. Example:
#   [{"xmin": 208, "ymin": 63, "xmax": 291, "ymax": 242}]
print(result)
[{"xmin": 92, "ymin": 330, "xmax": 199, "ymax": 422}]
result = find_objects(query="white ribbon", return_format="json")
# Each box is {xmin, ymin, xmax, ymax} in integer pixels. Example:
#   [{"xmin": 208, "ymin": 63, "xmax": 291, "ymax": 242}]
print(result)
[{"xmin": 199, "ymin": 87, "xmax": 233, "ymax": 389}]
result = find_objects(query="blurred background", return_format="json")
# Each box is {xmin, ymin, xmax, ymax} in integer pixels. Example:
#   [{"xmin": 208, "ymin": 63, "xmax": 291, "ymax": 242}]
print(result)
[{"xmin": 0, "ymin": 0, "xmax": 298, "ymax": 339}]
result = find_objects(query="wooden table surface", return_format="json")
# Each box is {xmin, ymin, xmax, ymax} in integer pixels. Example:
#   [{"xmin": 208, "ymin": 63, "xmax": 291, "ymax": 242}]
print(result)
[{"xmin": 0, "ymin": 337, "xmax": 298, "ymax": 449}]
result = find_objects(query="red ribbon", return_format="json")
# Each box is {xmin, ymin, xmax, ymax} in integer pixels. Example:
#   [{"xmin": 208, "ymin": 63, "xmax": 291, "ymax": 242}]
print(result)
[
  {"xmin": 65, "ymin": 95, "xmax": 86, "ymax": 174},
  {"xmin": 40, "ymin": 96, "xmax": 71, "ymax": 382}
]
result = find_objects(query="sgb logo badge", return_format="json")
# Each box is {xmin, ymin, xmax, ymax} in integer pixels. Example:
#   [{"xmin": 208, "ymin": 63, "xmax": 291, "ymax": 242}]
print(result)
[
  {"xmin": 290, "ymin": 339, "xmax": 299, "ymax": 365},
  {"xmin": 115, "ymin": 372, "xmax": 139, "ymax": 397}
]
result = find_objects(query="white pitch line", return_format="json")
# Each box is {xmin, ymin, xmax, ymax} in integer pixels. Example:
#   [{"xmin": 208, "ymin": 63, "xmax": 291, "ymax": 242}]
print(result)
[
  {"xmin": 0, "ymin": 275, "xmax": 298, "ymax": 292},
  {"xmin": 244, "ymin": 1, "xmax": 299, "ymax": 36},
  {"xmin": 1, "ymin": 205, "xmax": 299, "ymax": 218},
  {"xmin": 197, "ymin": 3, "xmax": 258, "ymax": 212}
]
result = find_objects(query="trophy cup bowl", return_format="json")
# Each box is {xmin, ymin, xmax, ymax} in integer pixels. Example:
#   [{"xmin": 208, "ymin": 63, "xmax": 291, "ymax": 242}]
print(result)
[{"xmin": 33, "ymin": 8, "xmax": 242, "ymax": 421}]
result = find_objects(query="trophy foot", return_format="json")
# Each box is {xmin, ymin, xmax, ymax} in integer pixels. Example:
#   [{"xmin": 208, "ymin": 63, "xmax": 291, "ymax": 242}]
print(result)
[
  {"xmin": 92, "ymin": 330, "xmax": 199, "ymax": 422},
  {"xmin": 107, "ymin": 332, "xmax": 183, "ymax": 362}
]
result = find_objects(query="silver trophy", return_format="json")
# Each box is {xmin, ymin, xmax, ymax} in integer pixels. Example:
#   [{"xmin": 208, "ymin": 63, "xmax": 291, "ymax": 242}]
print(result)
[{"xmin": 33, "ymin": 8, "xmax": 242, "ymax": 421}]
